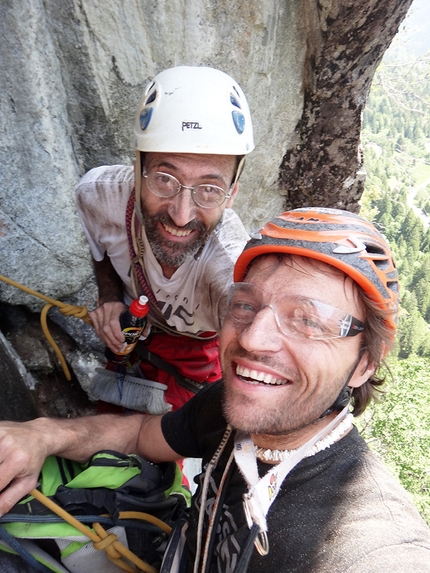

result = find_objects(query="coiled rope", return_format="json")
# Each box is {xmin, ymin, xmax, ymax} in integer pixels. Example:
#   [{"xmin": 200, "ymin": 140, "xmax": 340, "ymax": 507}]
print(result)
[
  {"xmin": 29, "ymin": 487, "xmax": 170, "ymax": 573},
  {"xmin": 0, "ymin": 274, "xmax": 93, "ymax": 381}
]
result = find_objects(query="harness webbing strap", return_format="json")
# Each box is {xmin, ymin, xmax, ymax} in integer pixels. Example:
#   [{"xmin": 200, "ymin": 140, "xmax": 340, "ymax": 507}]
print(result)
[
  {"xmin": 125, "ymin": 192, "xmax": 158, "ymax": 307},
  {"xmin": 233, "ymin": 523, "xmax": 261, "ymax": 573},
  {"xmin": 0, "ymin": 525, "xmax": 52, "ymax": 573},
  {"xmin": 133, "ymin": 345, "xmax": 213, "ymax": 395}
]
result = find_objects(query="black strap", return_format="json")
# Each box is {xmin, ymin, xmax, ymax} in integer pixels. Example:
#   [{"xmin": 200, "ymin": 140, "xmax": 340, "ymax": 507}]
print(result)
[
  {"xmin": 54, "ymin": 487, "xmax": 119, "ymax": 518},
  {"xmin": 233, "ymin": 523, "xmax": 260, "ymax": 573},
  {"xmin": 0, "ymin": 513, "xmax": 169, "ymax": 534},
  {"xmin": 134, "ymin": 345, "xmax": 216, "ymax": 394},
  {"xmin": 159, "ymin": 517, "xmax": 189, "ymax": 573},
  {"xmin": 6, "ymin": 487, "xmax": 118, "ymax": 519}
]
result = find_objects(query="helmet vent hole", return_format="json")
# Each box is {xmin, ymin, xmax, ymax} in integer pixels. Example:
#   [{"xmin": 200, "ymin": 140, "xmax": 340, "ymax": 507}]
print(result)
[
  {"xmin": 145, "ymin": 90, "xmax": 157, "ymax": 105},
  {"xmin": 373, "ymin": 258, "xmax": 390, "ymax": 270},
  {"xmin": 145, "ymin": 81, "xmax": 155, "ymax": 95},
  {"xmin": 230, "ymin": 94, "xmax": 242, "ymax": 109},
  {"xmin": 366, "ymin": 244, "xmax": 385, "ymax": 255},
  {"xmin": 365, "ymin": 244, "xmax": 389, "ymax": 269},
  {"xmin": 232, "ymin": 110, "xmax": 245, "ymax": 134}
]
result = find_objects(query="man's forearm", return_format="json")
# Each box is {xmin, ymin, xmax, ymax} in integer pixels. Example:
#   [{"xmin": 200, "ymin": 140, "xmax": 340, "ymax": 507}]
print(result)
[
  {"xmin": 0, "ymin": 413, "xmax": 179, "ymax": 515},
  {"xmin": 28, "ymin": 414, "xmax": 178, "ymax": 463},
  {"xmin": 28, "ymin": 414, "xmax": 145, "ymax": 463},
  {"xmin": 94, "ymin": 253, "xmax": 124, "ymax": 305}
]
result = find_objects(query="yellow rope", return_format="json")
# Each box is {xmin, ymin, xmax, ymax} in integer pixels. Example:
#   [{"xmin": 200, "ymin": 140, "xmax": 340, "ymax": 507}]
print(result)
[
  {"xmin": 3, "ymin": 275, "xmax": 174, "ymax": 571},
  {"xmin": 0, "ymin": 274, "xmax": 93, "ymax": 381},
  {"xmin": 30, "ymin": 488, "xmax": 158, "ymax": 573},
  {"xmin": 115, "ymin": 511, "xmax": 172, "ymax": 535}
]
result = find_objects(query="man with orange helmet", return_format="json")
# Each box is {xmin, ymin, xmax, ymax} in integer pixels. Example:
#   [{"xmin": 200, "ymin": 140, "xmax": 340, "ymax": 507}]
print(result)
[
  {"xmin": 1, "ymin": 208, "xmax": 429, "ymax": 572},
  {"xmin": 75, "ymin": 66, "xmax": 254, "ymax": 413}
]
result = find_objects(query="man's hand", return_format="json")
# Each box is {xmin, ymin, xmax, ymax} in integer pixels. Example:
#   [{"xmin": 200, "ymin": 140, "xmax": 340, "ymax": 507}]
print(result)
[
  {"xmin": 0, "ymin": 420, "xmax": 52, "ymax": 516},
  {"xmin": 0, "ymin": 414, "xmax": 179, "ymax": 516},
  {"xmin": 90, "ymin": 301, "xmax": 128, "ymax": 352}
]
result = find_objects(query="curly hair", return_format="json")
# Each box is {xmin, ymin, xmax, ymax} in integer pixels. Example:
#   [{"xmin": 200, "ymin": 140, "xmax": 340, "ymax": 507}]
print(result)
[{"xmin": 350, "ymin": 289, "xmax": 396, "ymax": 416}]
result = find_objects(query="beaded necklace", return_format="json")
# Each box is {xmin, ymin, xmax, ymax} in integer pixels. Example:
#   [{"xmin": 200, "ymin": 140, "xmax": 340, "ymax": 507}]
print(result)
[{"xmin": 254, "ymin": 413, "xmax": 354, "ymax": 463}]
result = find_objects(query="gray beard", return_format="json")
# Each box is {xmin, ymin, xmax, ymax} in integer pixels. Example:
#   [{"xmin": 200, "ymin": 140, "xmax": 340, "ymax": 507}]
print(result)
[
  {"xmin": 140, "ymin": 207, "xmax": 214, "ymax": 269},
  {"xmin": 147, "ymin": 234, "xmax": 206, "ymax": 268}
]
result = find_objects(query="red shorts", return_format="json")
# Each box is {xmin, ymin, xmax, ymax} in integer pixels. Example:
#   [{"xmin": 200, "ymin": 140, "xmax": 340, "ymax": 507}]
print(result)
[{"xmin": 134, "ymin": 332, "xmax": 221, "ymax": 411}]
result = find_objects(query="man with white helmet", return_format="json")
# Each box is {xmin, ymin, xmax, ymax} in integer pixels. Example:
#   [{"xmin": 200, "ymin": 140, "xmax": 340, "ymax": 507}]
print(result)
[{"xmin": 75, "ymin": 66, "xmax": 254, "ymax": 412}]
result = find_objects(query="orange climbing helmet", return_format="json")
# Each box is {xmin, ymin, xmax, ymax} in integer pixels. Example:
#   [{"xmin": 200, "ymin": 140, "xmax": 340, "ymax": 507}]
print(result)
[{"xmin": 234, "ymin": 207, "xmax": 399, "ymax": 334}]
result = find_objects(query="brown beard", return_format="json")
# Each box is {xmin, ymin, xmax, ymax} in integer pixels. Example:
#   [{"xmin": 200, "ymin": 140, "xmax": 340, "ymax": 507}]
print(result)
[{"xmin": 220, "ymin": 343, "xmax": 347, "ymax": 436}]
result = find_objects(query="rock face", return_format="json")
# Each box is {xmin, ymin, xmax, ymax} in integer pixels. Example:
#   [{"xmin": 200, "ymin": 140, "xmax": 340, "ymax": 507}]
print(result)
[
  {"xmin": 1, "ymin": 0, "xmax": 306, "ymax": 311},
  {"xmin": 0, "ymin": 0, "xmax": 413, "ymax": 416}
]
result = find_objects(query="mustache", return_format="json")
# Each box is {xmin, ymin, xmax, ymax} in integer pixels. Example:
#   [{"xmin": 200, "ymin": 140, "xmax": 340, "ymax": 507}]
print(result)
[
  {"xmin": 223, "ymin": 344, "xmax": 300, "ymax": 382},
  {"xmin": 154, "ymin": 211, "xmax": 207, "ymax": 233},
  {"xmin": 223, "ymin": 344, "xmax": 279, "ymax": 368}
]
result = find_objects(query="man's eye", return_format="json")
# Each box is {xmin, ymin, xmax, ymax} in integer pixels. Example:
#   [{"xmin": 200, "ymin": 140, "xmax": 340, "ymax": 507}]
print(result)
[
  {"xmin": 292, "ymin": 309, "xmax": 325, "ymax": 333},
  {"xmin": 201, "ymin": 185, "xmax": 215, "ymax": 194},
  {"xmin": 234, "ymin": 302, "xmax": 255, "ymax": 312},
  {"xmin": 230, "ymin": 301, "xmax": 257, "ymax": 320},
  {"xmin": 198, "ymin": 185, "xmax": 223, "ymax": 199},
  {"xmin": 302, "ymin": 317, "xmax": 323, "ymax": 330},
  {"xmin": 155, "ymin": 174, "xmax": 173, "ymax": 185}
]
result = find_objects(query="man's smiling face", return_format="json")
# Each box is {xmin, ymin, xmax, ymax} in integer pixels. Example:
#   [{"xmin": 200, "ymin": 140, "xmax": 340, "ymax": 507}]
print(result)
[
  {"xmin": 220, "ymin": 255, "xmax": 372, "ymax": 447},
  {"xmin": 140, "ymin": 152, "xmax": 238, "ymax": 277}
]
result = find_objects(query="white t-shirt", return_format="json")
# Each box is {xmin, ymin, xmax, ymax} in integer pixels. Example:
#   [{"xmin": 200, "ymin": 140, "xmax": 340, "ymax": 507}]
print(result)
[{"xmin": 75, "ymin": 165, "xmax": 249, "ymax": 335}]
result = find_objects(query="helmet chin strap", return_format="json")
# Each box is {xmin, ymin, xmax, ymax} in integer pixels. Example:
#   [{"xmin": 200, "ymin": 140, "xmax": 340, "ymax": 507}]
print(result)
[{"xmin": 319, "ymin": 353, "xmax": 364, "ymax": 419}]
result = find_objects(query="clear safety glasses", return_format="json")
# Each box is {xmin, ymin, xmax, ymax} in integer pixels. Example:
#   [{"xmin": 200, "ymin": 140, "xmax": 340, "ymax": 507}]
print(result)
[
  {"xmin": 142, "ymin": 170, "xmax": 232, "ymax": 209},
  {"xmin": 227, "ymin": 283, "xmax": 365, "ymax": 340}
]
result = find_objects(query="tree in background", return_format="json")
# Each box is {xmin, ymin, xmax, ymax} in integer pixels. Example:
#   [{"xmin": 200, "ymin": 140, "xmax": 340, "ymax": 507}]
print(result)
[{"xmin": 359, "ymin": 12, "xmax": 430, "ymax": 522}]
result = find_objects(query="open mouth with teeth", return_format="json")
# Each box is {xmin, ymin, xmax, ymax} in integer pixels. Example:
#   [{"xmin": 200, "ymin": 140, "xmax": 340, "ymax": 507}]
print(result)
[
  {"xmin": 163, "ymin": 222, "xmax": 194, "ymax": 238},
  {"xmin": 236, "ymin": 364, "xmax": 289, "ymax": 386}
]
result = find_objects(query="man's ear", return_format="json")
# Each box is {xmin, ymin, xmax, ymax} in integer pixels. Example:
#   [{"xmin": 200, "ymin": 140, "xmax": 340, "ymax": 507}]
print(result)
[
  {"xmin": 348, "ymin": 353, "xmax": 376, "ymax": 389},
  {"xmin": 226, "ymin": 182, "xmax": 239, "ymax": 208}
]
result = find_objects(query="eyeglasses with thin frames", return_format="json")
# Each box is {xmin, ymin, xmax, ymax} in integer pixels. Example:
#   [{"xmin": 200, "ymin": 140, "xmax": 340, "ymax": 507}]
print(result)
[{"xmin": 142, "ymin": 170, "xmax": 233, "ymax": 209}]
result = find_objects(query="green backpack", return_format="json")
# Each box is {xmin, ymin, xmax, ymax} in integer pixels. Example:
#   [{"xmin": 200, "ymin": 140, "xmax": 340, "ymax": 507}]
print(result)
[{"xmin": 0, "ymin": 450, "xmax": 190, "ymax": 573}]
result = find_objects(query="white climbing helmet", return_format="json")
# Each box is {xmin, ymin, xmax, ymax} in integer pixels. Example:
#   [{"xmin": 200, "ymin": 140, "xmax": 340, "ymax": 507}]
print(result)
[{"xmin": 134, "ymin": 66, "xmax": 254, "ymax": 157}]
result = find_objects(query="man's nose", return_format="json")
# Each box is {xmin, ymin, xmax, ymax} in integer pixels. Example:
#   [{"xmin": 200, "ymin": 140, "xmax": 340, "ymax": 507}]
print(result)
[
  {"xmin": 167, "ymin": 187, "xmax": 197, "ymax": 227},
  {"xmin": 238, "ymin": 306, "xmax": 284, "ymax": 353}
]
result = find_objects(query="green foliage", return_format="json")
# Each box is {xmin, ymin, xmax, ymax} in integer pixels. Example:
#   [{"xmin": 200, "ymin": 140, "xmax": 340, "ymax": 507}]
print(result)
[
  {"xmin": 359, "ymin": 51, "xmax": 430, "ymax": 524},
  {"xmin": 357, "ymin": 356, "xmax": 430, "ymax": 524},
  {"xmin": 361, "ymin": 52, "xmax": 430, "ymax": 360}
]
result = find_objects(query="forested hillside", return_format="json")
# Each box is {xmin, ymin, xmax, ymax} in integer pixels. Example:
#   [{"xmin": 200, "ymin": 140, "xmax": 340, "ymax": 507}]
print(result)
[
  {"xmin": 359, "ymin": 46, "xmax": 430, "ymax": 523},
  {"xmin": 361, "ymin": 53, "xmax": 430, "ymax": 358}
]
